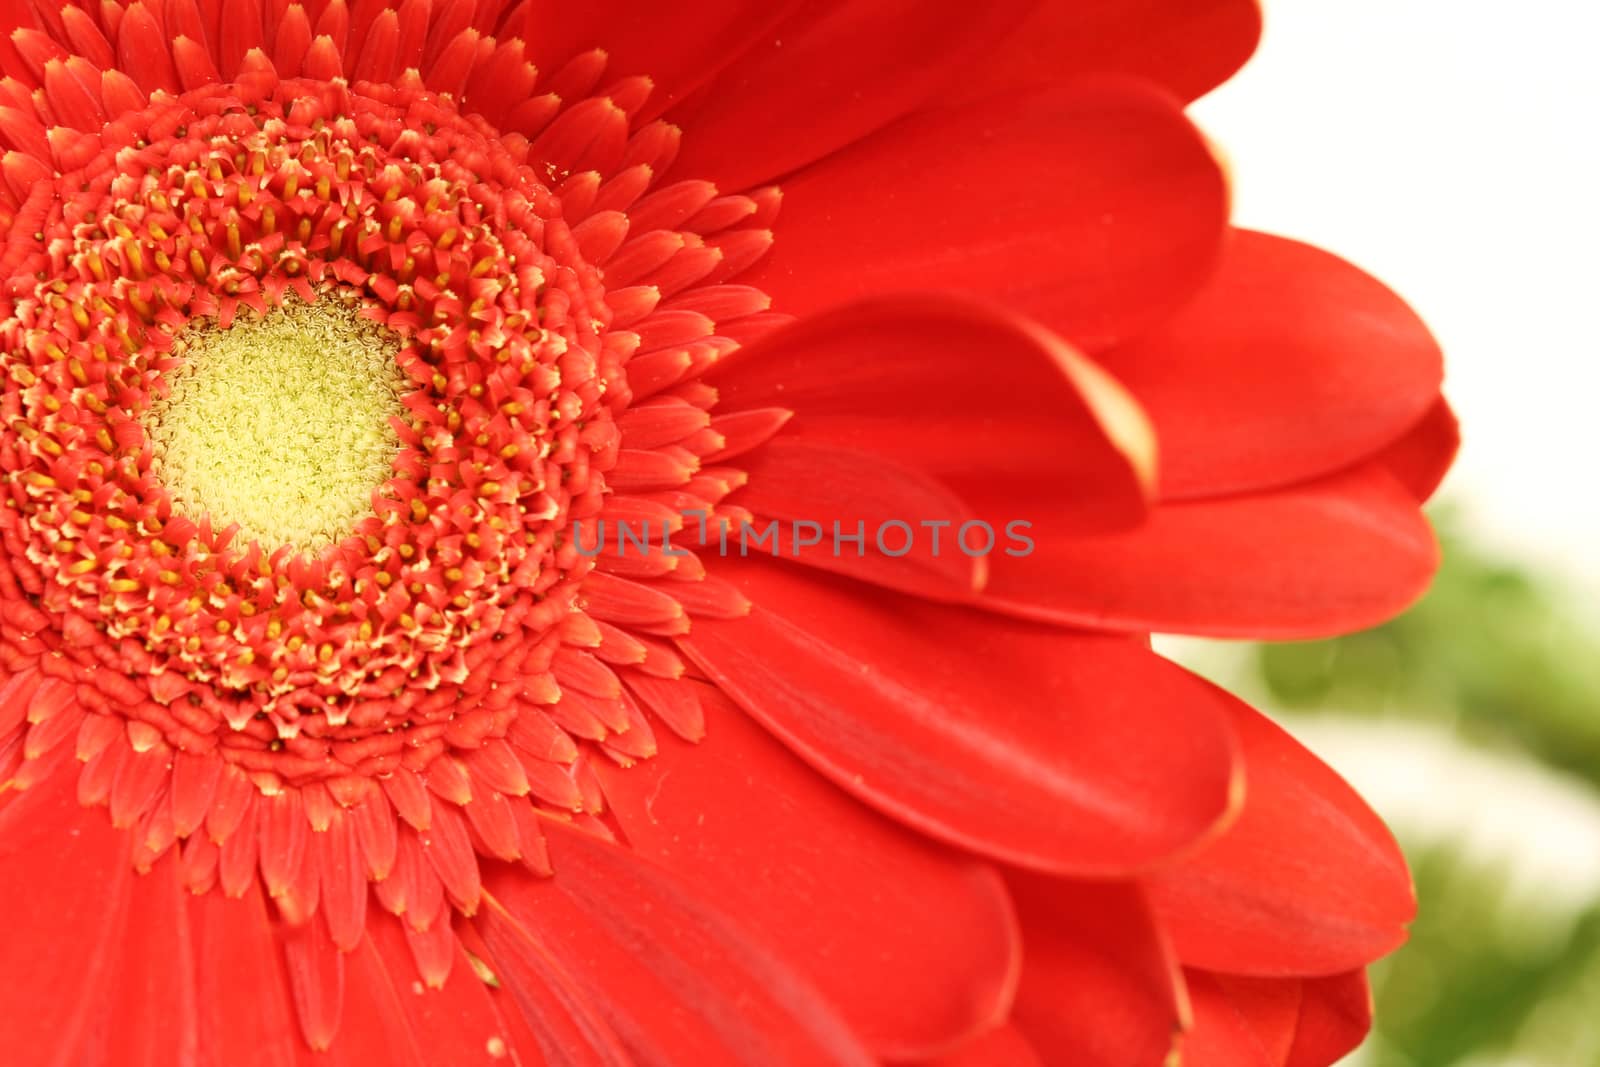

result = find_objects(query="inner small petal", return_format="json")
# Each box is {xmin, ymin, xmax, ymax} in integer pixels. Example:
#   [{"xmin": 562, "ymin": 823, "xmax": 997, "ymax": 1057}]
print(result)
[{"xmin": 143, "ymin": 295, "xmax": 406, "ymax": 551}]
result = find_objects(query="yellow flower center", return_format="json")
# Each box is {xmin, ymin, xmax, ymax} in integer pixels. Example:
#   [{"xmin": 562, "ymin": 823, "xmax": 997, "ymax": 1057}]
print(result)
[{"xmin": 144, "ymin": 297, "xmax": 406, "ymax": 551}]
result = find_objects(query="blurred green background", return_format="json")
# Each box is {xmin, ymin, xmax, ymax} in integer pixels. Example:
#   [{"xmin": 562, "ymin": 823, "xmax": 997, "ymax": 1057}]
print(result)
[{"xmin": 1171, "ymin": 508, "xmax": 1600, "ymax": 1066}]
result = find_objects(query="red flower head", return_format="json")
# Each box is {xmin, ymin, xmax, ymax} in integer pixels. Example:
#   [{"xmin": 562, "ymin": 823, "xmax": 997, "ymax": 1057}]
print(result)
[{"xmin": 0, "ymin": 1, "xmax": 1456, "ymax": 1064}]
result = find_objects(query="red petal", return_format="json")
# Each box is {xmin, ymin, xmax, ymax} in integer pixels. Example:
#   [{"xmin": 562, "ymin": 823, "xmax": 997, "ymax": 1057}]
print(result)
[
  {"xmin": 481, "ymin": 818, "xmax": 877, "ymax": 1066},
  {"xmin": 1287, "ymin": 970, "xmax": 1373, "ymax": 1067},
  {"xmin": 0, "ymin": 771, "xmax": 135, "ymax": 1064},
  {"xmin": 730, "ymin": 437, "xmax": 985, "ymax": 599},
  {"xmin": 520, "ymin": 0, "xmax": 799, "ymax": 114},
  {"xmin": 272, "ymin": 2, "xmax": 312, "ymax": 77},
  {"xmin": 2, "ymin": 148, "xmax": 49, "ymax": 202},
  {"xmin": 391, "ymin": 0, "xmax": 431, "ymax": 72},
  {"xmin": 352, "ymin": 7, "xmax": 400, "ymax": 83},
  {"xmin": 915, "ymin": 1024, "xmax": 1044, "ymax": 1067},
  {"xmin": 1007, "ymin": 874, "xmax": 1185, "ymax": 1067},
  {"xmin": 106, "ymin": 851, "xmax": 201, "ymax": 1066},
  {"xmin": 206, "ymin": 764, "xmax": 255, "ymax": 841},
  {"xmin": 217, "ymin": 0, "xmax": 264, "ymax": 77},
  {"xmin": 258, "ymin": 790, "xmax": 309, "ymax": 898},
  {"xmin": 60, "ymin": 7, "xmax": 115, "ymax": 68},
  {"xmin": 402, "ymin": 913, "xmax": 457, "ymax": 988},
  {"xmin": 314, "ymin": 0, "xmax": 349, "ymax": 51},
  {"xmin": 191, "ymin": 883, "xmax": 302, "ymax": 1065},
  {"xmin": 959, "ymin": 0, "xmax": 1263, "ymax": 104},
  {"xmin": 0, "ymin": 103, "xmax": 49, "ymax": 159},
  {"xmin": 1100, "ymin": 231, "xmax": 1446, "ymax": 498},
  {"xmin": 303, "ymin": 32, "xmax": 343, "ymax": 80},
  {"xmin": 349, "ymin": 791, "xmax": 399, "ymax": 880},
  {"xmin": 681, "ymin": 559, "xmax": 1240, "ymax": 875},
  {"xmin": 981, "ymin": 462, "xmax": 1440, "ymax": 640},
  {"xmin": 419, "ymin": 799, "xmax": 480, "ymax": 912},
  {"xmin": 1376, "ymin": 396, "xmax": 1459, "ymax": 502},
  {"xmin": 282, "ymin": 916, "xmax": 346, "ymax": 1051},
  {"xmin": 460, "ymin": 788, "xmax": 523, "ymax": 867},
  {"xmin": 171, "ymin": 33, "xmax": 219, "ymax": 91},
  {"xmin": 744, "ymin": 81, "xmax": 1227, "ymax": 352},
  {"xmin": 101, "ymin": 68, "xmax": 148, "ymax": 119},
  {"xmin": 597, "ymin": 684, "xmax": 1020, "ymax": 1058},
  {"xmin": 323, "ymin": 916, "xmax": 543, "ymax": 1067},
  {"xmin": 170, "ymin": 749, "xmax": 222, "ymax": 837},
  {"xmin": 109, "ymin": 739, "xmax": 171, "ymax": 828},
  {"xmin": 43, "ymin": 56, "xmax": 104, "ymax": 129},
  {"xmin": 116, "ymin": 2, "xmax": 181, "ymax": 94},
  {"xmin": 0, "ymin": 31, "xmax": 25, "ymax": 94},
  {"xmin": 670, "ymin": 0, "xmax": 1032, "ymax": 192},
  {"xmin": 529, "ymin": 95, "xmax": 628, "ymax": 178},
  {"xmin": 8, "ymin": 25, "xmax": 66, "ymax": 85},
  {"xmin": 308, "ymin": 932, "xmax": 427, "ymax": 1067},
  {"xmin": 1147, "ymin": 694, "xmax": 1416, "ymax": 975},
  {"xmin": 711, "ymin": 295, "xmax": 1155, "ymax": 534},
  {"xmin": 163, "ymin": 0, "xmax": 210, "ymax": 48},
  {"xmin": 1181, "ymin": 970, "xmax": 1301, "ymax": 1066},
  {"xmin": 318, "ymin": 813, "xmax": 369, "ymax": 952},
  {"xmin": 470, "ymin": 893, "xmax": 635, "ymax": 1067},
  {"xmin": 381, "ymin": 765, "xmax": 431, "ymax": 831}
]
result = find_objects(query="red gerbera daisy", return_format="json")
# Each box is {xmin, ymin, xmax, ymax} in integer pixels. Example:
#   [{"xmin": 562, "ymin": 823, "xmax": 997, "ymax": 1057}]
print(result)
[{"xmin": 0, "ymin": 1, "xmax": 1457, "ymax": 1065}]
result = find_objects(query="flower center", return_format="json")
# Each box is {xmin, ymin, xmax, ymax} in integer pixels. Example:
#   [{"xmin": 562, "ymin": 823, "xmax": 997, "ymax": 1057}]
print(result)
[
  {"xmin": 0, "ymin": 76, "xmax": 624, "ymax": 768},
  {"xmin": 143, "ymin": 297, "xmax": 407, "ymax": 551},
  {"xmin": 0, "ymin": 16, "xmax": 787, "ymax": 1002}
]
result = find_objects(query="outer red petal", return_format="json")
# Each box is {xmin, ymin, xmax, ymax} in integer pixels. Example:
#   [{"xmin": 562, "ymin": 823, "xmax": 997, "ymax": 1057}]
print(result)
[
  {"xmin": 668, "ymin": 0, "xmax": 1033, "ymax": 192},
  {"xmin": 109, "ymin": 852, "xmax": 201, "ymax": 1066},
  {"xmin": 300, "ymin": 935, "xmax": 428, "ymax": 1067},
  {"xmin": 596, "ymin": 684, "xmax": 1021, "ymax": 1059},
  {"xmin": 311, "ymin": 920, "xmax": 547, "ymax": 1067},
  {"xmin": 744, "ymin": 81, "xmax": 1228, "ymax": 352},
  {"xmin": 731, "ymin": 438, "xmax": 987, "ymax": 600},
  {"xmin": 520, "ymin": 0, "xmax": 800, "ymax": 114},
  {"xmin": 1286, "ymin": 971, "xmax": 1374, "ymax": 1067},
  {"xmin": 1, "ymin": 1, "xmax": 32, "ymax": 81},
  {"xmin": 0, "ymin": 763, "xmax": 542, "ymax": 1067},
  {"xmin": 711, "ymin": 295, "xmax": 1156, "ymax": 535},
  {"xmin": 1146, "ymin": 693, "xmax": 1416, "ymax": 976},
  {"xmin": 980, "ymin": 461, "xmax": 1440, "ymax": 640},
  {"xmin": 956, "ymin": 0, "xmax": 1263, "ymax": 104},
  {"xmin": 1099, "ymin": 231, "xmax": 1446, "ymax": 499},
  {"xmin": 1181, "ymin": 970, "xmax": 1302, "ymax": 1066},
  {"xmin": 0, "ymin": 770, "xmax": 137, "ymax": 1066},
  {"xmin": 1007, "ymin": 874, "xmax": 1185, "ymax": 1067},
  {"xmin": 1179, "ymin": 969, "xmax": 1374, "ymax": 1067},
  {"xmin": 188, "ymin": 883, "xmax": 304, "ymax": 1067},
  {"xmin": 1376, "ymin": 396, "xmax": 1459, "ymax": 502},
  {"xmin": 479, "ymin": 819, "xmax": 877, "ymax": 1067},
  {"xmin": 466, "ymin": 896, "xmax": 635, "ymax": 1067},
  {"xmin": 680, "ymin": 559, "xmax": 1240, "ymax": 876},
  {"xmin": 914, "ymin": 1024, "xmax": 1044, "ymax": 1067}
]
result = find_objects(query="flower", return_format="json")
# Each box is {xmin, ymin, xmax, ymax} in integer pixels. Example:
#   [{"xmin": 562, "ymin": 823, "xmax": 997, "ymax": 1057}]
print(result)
[{"xmin": 0, "ymin": 2, "xmax": 1457, "ymax": 1065}]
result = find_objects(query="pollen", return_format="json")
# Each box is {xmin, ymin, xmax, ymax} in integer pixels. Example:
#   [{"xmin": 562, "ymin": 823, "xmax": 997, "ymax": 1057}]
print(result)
[{"xmin": 144, "ymin": 297, "xmax": 407, "ymax": 552}]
